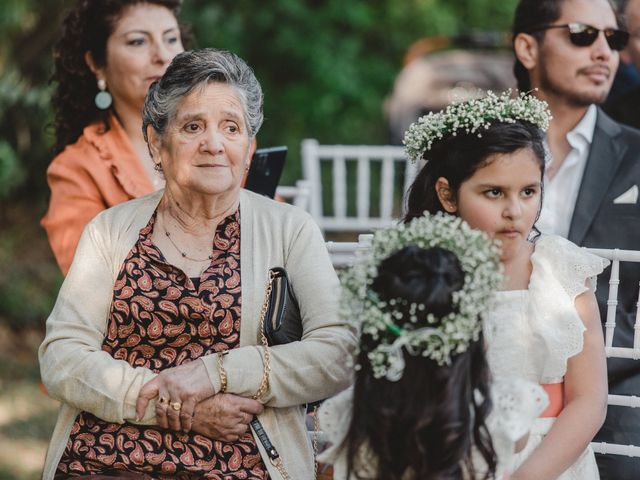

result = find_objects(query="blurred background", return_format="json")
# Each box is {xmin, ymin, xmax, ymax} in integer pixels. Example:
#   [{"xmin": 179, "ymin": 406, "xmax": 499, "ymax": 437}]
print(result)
[{"xmin": 0, "ymin": 0, "xmax": 518, "ymax": 477}]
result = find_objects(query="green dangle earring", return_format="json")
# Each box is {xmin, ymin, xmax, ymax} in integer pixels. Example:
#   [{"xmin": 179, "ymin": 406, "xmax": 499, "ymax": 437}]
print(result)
[{"xmin": 95, "ymin": 78, "xmax": 112, "ymax": 110}]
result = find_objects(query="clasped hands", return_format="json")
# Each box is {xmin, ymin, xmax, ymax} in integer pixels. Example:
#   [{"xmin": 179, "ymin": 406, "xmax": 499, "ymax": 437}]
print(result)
[{"xmin": 135, "ymin": 358, "xmax": 263, "ymax": 442}]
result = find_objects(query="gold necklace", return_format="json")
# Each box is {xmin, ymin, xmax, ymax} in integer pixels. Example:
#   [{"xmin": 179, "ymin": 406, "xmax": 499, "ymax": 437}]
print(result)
[{"xmin": 160, "ymin": 212, "xmax": 213, "ymax": 263}]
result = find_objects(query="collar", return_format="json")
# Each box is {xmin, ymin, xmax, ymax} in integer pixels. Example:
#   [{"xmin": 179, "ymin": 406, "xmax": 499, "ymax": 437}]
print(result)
[
  {"xmin": 566, "ymin": 104, "xmax": 597, "ymax": 153},
  {"xmin": 82, "ymin": 112, "xmax": 154, "ymax": 198}
]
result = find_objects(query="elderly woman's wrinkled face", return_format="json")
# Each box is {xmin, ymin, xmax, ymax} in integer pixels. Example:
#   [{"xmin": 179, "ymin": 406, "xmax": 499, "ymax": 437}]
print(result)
[{"xmin": 153, "ymin": 82, "xmax": 252, "ymax": 197}]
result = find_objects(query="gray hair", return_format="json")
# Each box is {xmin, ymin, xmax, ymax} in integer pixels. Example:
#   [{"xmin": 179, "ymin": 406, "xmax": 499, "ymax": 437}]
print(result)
[{"xmin": 142, "ymin": 48, "xmax": 264, "ymax": 144}]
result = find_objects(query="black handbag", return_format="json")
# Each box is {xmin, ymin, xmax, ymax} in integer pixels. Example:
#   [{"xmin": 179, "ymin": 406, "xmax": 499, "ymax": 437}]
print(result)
[
  {"xmin": 261, "ymin": 268, "xmax": 320, "ymax": 415},
  {"xmin": 263, "ymin": 267, "xmax": 302, "ymax": 346},
  {"xmin": 251, "ymin": 267, "xmax": 302, "ymax": 479}
]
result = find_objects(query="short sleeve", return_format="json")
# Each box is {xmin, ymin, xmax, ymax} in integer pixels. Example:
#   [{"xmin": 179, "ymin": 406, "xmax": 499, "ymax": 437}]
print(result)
[
  {"xmin": 526, "ymin": 235, "xmax": 609, "ymax": 381},
  {"xmin": 533, "ymin": 235, "xmax": 609, "ymax": 299}
]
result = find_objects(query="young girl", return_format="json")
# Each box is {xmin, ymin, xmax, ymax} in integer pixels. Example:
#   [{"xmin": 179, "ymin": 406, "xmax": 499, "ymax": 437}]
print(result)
[
  {"xmin": 403, "ymin": 91, "xmax": 609, "ymax": 479},
  {"xmin": 318, "ymin": 212, "xmax": 548, "ymax": 480}
]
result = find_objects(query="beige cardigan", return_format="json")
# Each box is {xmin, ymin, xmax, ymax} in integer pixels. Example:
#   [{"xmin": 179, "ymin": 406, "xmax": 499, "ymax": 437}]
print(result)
[{"xmin": 39, "ymin": 189, "xmax": 355, "ymax": 480}]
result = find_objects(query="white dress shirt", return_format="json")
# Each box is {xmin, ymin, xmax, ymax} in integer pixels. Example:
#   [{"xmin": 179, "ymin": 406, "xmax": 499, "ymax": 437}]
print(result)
[{"xmin": 536, "ymin": 105, "xmax": 597, "ymax": 238}]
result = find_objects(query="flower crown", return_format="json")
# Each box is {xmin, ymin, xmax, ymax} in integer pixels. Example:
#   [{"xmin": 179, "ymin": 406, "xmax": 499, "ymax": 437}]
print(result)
[
  {"xmin": 340, "ymin": 213, "xmax": 503, "ymax": 381},
  {"xmin": 403, "ymin": 90, "xmax": 552, "ymax": 163}
]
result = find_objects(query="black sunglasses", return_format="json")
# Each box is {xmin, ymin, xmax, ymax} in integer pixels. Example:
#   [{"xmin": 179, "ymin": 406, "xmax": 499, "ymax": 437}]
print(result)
[{"xmin": 531, "ymin": 23, "xmax": 629, "ymax": 51}]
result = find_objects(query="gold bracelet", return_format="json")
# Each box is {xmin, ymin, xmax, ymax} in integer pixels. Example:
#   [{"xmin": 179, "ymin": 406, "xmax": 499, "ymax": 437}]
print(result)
[{"xmin": 217, "ymin": 350, "xmax": 229, "ymax": 394}]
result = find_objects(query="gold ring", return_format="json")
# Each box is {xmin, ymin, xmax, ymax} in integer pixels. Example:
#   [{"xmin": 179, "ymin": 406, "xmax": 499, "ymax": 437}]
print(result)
[
  {"xmin": 170, "ymin": 401, "xmax": 182, "ymax": 411},
  {"xmin": 158, "ymin": 396, "xmax": 168, "ymax": 405}
]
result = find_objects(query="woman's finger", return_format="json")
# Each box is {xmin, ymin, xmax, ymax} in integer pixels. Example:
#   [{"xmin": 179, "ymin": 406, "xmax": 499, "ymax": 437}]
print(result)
[
  {"xmin": 155, "ymin": 390, "xmax": 170, "ymax": 429},
  {"xmin": 166, "ymin": 399, "xmax": 183, "ymax": 431},
  {"xmin": 179, "ymin": 398, "xmax": 197, "ymax": 432},
  {"xmin": 243, "ymin": 412, "xmax": 254, "ymax": 424},
  {"xmin": 234, "ymin": 423, "xmax": 249, "ymax": 436},
  {"xmin": 235, "ymin": 396, "xmax": 265, "ymax": 416},
  {"xmin": 136, "ymin": 377, "xmax": 160, "ymax": 421}
]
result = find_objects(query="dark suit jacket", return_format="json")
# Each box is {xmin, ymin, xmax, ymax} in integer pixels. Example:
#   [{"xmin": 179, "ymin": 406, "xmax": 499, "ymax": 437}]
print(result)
[
  {"xmin": 569, "ymin": 109, "xmax": 640, "ymax": 479},
  {"xmin": 568, "ymin": 109, "xmax": 640, "ymax": 387},
  {"xmin": 604, "ymin": 86, "xmax": 640, "ymax": 131}
]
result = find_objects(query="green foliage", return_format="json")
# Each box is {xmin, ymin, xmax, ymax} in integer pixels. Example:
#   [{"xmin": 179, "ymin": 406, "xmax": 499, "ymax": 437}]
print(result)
[
  {"xmin": 182, "ymin": 0, "xmax": 518, "ymax": 183},
  {"xmin": 0, "ymin": 141, "xmax": 21, "ymax": 197},
  {"xmin": 0, "ymin": 0, "xmax": 519, "ymax": 330},
  {"xmin": 0, "ymin": 68, "xmax": 52, "ymax": 198},
  {"xmin": 0, "ymin": 0, "xmax": 520, "ymax": 197}
]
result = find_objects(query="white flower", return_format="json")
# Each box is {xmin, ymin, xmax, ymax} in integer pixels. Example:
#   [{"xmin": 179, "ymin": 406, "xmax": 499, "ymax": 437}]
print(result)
[
  {"xmin": 340, "ymin": 212, "xmax": 503, "ymax": 380},
  {"xmin": 403, "ymin": 90, "xmax": 552, "ymax": 163}
]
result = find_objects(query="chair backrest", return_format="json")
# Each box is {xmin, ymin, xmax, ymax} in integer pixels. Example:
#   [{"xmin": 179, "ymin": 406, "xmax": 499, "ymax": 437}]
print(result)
[
  {"xmin": 585, "ymin": 248, "xmax": 640, "ymax": 457},
  {"xmin": 586, "ymin": 248, "xmax": 640, "ymax": 356},
  {"xmin": 326, "ymin": 234, "xmax": 374, "ymax": 268},
  {"xmin": 302, "ymin": 139, "xmax": 421, "ymax": 232},
  {"xmin": 275, "ymin": 180, "xmax": 312, "ymax": 211}
]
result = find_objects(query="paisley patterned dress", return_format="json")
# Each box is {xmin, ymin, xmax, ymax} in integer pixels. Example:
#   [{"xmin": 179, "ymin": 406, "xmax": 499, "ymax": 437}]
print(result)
[{"xmin": 55, "ymin": 209, "xmax": 268, "ymax": 479}]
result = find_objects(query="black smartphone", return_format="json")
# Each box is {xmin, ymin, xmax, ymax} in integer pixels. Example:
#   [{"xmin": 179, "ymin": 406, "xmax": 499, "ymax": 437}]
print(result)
[{"xmin": 244, "ymin": 146, "xmax": 288, "ymax": 198}]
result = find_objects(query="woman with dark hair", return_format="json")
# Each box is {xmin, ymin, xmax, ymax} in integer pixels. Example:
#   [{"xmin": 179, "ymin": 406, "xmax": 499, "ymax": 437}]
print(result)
[
  {"xmin": 318, "ymin": 213, "xmax": 548, "ymax": 480},
  {"xmin": 41, "ymin": 0, "xmax": 190, "ymax": 274},
  {"xmin": 402, "ymin": 91, "xmax": 608, "ymax": 479}
]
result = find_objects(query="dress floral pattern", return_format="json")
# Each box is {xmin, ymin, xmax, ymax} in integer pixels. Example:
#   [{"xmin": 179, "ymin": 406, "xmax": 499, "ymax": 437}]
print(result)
[{"xmin": 55, "ymin": 209, "xmax": 268, "ymax": 479}]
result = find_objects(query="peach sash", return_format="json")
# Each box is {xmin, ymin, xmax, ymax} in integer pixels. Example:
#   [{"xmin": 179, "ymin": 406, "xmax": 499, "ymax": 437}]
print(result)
[{"xmin": 540, "ymin": 382, "xmax": 564, "ymax": 418}]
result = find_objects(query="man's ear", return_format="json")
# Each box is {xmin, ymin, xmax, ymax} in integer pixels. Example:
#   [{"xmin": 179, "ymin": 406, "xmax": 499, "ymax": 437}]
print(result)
[
  {"xmin": 435, "ymin": 177, "xmax": 457, "ymax": 213},
  {"xmin": 513, "ymin": 32, "xmax": 539, "ymax": 70}
]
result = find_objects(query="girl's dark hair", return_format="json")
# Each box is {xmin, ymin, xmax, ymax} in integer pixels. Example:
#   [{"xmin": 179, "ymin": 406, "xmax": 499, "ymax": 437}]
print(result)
[
  {"xmin": 348, "ymin": 245, "xmax": 497, "ymax": 480},
  {"xmin": 51, "ymin": 0, "xmax": 192, "ymax": 155},
  {"xmin": 404, "ymin": 121, "xmax": 546, "ymax": 224},
  {"xmin": 512, "ymin": 0, "xmax": 620, "ymax": 92}
]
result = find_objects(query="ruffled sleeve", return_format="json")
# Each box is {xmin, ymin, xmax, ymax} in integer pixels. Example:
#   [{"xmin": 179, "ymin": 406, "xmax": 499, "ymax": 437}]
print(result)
[
  {"xmin": 527, "ymin": 235, "xmax": 609, "ymax": 382},
  {"xmin": 533, "ymin": 235, "xmax": 609, "ymax": 299}
]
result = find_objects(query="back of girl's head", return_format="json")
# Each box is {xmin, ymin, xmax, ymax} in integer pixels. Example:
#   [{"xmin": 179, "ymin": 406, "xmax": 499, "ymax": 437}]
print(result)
[
  {"xmin": 52, "ymin": 0, "xmax": 191, "ymax": 154},
  {"xmin": 348, "ymin": 245, "xmax": 496, "ymax": 480},
  {"xmin": 404, "ymin": 120, "xmax": 546, "ymax": 223},
  {"xmin": 371, "ymin": 245, "xmax": 463, "ymax": 317}
]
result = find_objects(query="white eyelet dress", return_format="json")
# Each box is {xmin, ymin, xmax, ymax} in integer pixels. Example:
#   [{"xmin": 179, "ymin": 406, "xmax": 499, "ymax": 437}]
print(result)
[{"xmin": 483, "ymin": 234, "xmax": 609, "ymax": 479}]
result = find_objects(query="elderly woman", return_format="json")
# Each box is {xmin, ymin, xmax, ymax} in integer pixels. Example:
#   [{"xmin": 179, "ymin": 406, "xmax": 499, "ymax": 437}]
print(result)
[{"xmin": 39, "ymin": 48, "xmax": 354, "ymax": 480}]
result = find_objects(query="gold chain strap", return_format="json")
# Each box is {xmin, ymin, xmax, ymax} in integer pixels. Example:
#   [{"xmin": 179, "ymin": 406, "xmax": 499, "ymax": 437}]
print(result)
[
  {"xmin": 270, "ymin": 457, "xmax": 292, "ymax": 480},
  {"xmin": 256, "ymin": 270, "xmax": 313, "ymax": 480},
  {"xmin": 313, "ymin": 405, "xmax": 320, "ymax": 479},
  {"xmin": 253, "ymin": 270, "xmax": 275, "ymax": 400}
]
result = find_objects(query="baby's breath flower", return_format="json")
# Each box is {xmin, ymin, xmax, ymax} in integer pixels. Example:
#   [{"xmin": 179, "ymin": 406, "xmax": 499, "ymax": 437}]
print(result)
[
  {"xmin": 403, "ymin": 90, "xmax": 552, "ymax": 163},
  {"xmin": 340, "ymin": 212, "xmax": 503, "ymax": 380}
]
